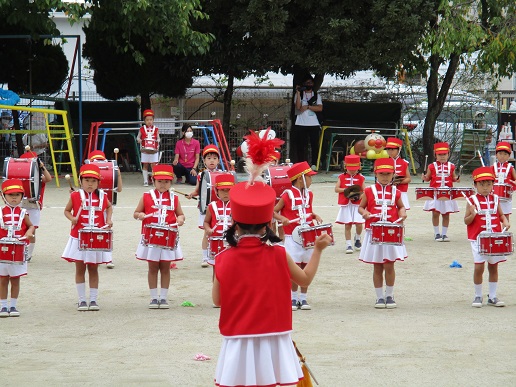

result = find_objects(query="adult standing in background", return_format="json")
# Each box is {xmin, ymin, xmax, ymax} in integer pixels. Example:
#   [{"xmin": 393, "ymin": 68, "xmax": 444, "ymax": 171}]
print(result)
[
  {"xmin": 293, "ymin": 75, "xmax": 323, "ymax": 169},
  {"xmin": 172, "ymin": 124, "xmax": 200, "ymax": 185}
]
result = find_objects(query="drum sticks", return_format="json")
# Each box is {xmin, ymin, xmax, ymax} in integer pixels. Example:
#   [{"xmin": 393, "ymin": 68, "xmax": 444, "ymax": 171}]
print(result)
[
  {"xmin": 114, "ymin": 148, "xmax": 119, "ymax": 163},
  {"xmin": 171, "ymin": 187, "xmax": 198, "ymax": 200},
  {"xmin": 65, "ymin": 174, "xmax": 74, "ymax": 191},
  {"xmin": 422, "ymin": 154, "xmax": 428, "ymax": 183}
]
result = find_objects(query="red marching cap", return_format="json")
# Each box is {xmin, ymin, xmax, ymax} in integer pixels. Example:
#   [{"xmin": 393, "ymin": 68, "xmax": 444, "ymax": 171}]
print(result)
[
  {"xmin": 202, "ymin": 144, "xmax": 220, "ymax": 157},
  {"xmin": 230, "ymin": 182, "xmax": 276, "ymax": 224},
  {"xmin": 434, "ymin": 142, "xmax": 450, "ymax": 154},
  {"xmin": 344, "ymin": 155, "xmax": 361, "ymax": 170},
  {"xmin": 287, "ymin": 161, "xmax": 317, "ymax": 181},
  {"xmin": 385, "ymin": 137, "xmax": 403, "ymax": 149},
  {"xmin": 473, "ymin": 166, "xmax": 495, "ymax": 182},
  {"xmin": 19, "ymin": 151, "xmax": 38, "ymax": 159},
  {"xmin": 215, "ymin": 173, "xmax": 235, "ymax": 189},
  {"xmin": 143, "ymin": 109, "xmax": 154, "ymax": 118},
  {"xmin": 2, "ymin": 179, "xmax": 24, "ymax": 194},
  {"xmin": 496, "ymin": 142, "xmax": 512, "ymax": 153},
  {"xmin": 87, "ymin": 150, "xmax": 107, "ymax": 161},
  {"xmin": 152, "ymin": 164, "xmax": 174, "ymax": 180},
  {"xmin": 373, "ymin": 158, "xmax": 395, "ymax": 173},
  {"xmin": 79, "ymin": 164, "xmax": 102, "ymax": 180}
]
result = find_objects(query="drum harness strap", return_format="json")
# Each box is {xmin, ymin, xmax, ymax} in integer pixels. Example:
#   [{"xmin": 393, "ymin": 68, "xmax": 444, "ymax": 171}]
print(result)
[
  {"xmin": 493, "ymin": 162, "xmax": 511, "ymax": 184},
  {"xmin": 471, "ymin": 194, "xmax": 498, "ymax": 233},
  {"xmin": 210, "ymin": 201, "xmax": 230, "ymax": 233},
  {"xmin": 143, "ymin": 125, "xmax": 157, "ymax": 140},
  {"xmin": 433, "ymin": 161, "xmax": 451, "ymax": 188},
  {"xmin": 371, "ymin": 184, "xmax": 397, "ymax": 223},
  {"xmin": 149, "ymin": 189, "xmax": 175, "ymax": 226},
  {"xmin": 79, "ymin": 189, "xmax": 105, "ymax": 229},
  {"xmin": 0, "ymin": 206, "xmax": 27, "ymax": 238},
  {"xmin": 284, "ymin": 187, "xmax": 312, "ymax": 226}
]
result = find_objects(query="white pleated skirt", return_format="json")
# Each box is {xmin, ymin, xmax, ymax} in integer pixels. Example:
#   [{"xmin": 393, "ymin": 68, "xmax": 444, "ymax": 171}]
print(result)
[
  {"xmin": 214, "ymin": 332, "xmax": 303, "ymax": 387},
  {"xmin": 62, "ymin": 237, "xmax": 112, "ymax": 264},
  {"xmin": 470, "ymin": 240, "xmax": 508, "ymax": 265},
  {"xmin": 140, "ymin": 152, "xmax": 160, "ymax": 163},
  {"xmin": 284, "ymin": 236, "xmax": 312, "ymax": 264},
  {"xmin": 0, "ymin": 262, "xmax": 27, "ymax": 278},
  {"xmin": 423, "ymin": 199, "xmax": 459, "ymax": 214},
  {"xmin": 335, "ymin": 204, "xmax": 365, "ymax": 225},
  {"xmin": 135, "ymin": 236, "xmax": 183, "ymax": 262},
  {"xmin": 359, "ymin": 229, "xmax": 407, "ymax": 264},
  {"xmin": 400, "ymin": 192, "xmax": 410, "ymax": 210},
  {"xmin": 500, "ymin": 199, "xmax": 512, "ymax": 215}
]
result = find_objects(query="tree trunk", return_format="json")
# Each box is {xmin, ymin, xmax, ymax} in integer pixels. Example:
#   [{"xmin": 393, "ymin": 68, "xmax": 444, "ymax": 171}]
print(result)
[
  {"xmin": 140, "ymin": 92, "xmax": 151, "ymax": 117},
  {"xmin": 12, "ymin": 110, "xmax": 24, "ymax": 157},
  {"xmin": 222, "ymin": 74, "xmax": 234, "ymax": 141}
]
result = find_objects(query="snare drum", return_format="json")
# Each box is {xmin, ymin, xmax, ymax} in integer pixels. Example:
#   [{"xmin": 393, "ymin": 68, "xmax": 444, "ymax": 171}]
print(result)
[
  {"xmin": 415, "ymin": 187, "xmax": 434, "ymax": 200},
  {"xmin": 451, "ymin": 187, "xmax": 475, "ymax": 200},
  {"xmin": 370, "ymin": 222, "xmax": 404, "ymax": 245},
  {"xmin": 292, "ymin": 223, "xmax": 334, "ymax": 249},
  {"xmin": 477, "ymin": 232, "xmax": 514, "ymax": 256},
  {"xmin": 0, "ymin": 239, "xmax": 26, "ymax": 265},
  {"xmin": 199, "ymin": 171, "xmax": 236, "ymax": 215},
  {"xmin": 493, "ymin": 184, "xmax": 513, "ymax": 201},
  {"xmin": 143, "ymin": 224, "xmax": 178, "ymax": 250},
  {"xmin": 208, "ymin": 236, "xmax": 227, "ymax": 258},
  {"xmin": 85, "ymin": 159, "xmax": 119, "ymax": 205},
  {"xmin": 141, "ymin": 139, "xmax": 158, "ymax": 154},
  {"xmin": 263, "ymin": 165, "xmax": 292, "ymax": 199},
  {"xmin": 436, "ymin": 187, "xmax": 452, "ymax": 201},
  {"xmin": 78, "ymin": 228, "xmax": 113, "ymax": 251},
  {"xmin": 3, "ymin": 157, "xmax": 41, "ymax": 201}
]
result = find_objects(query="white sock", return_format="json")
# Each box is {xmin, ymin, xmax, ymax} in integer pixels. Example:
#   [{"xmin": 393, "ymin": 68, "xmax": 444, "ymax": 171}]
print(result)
[
  {"xmin": 474, "ymin": 284, "xmax": 483, "ymax": 298},
  {"xmin": 27, "ymin": 243, "xmax": 35, "ymax": 258},
  {"xmin": 488, "ymin": 282, "xmax": 497, "ymax": 299},
  {"xmin": 0, "ymin": 299, "xmax": 7, "ymax": 308},
  {"xmin": 291, "ymin": 290, "xmax": 298, "ymax": 301},
  {"xmin": 160, "ymin": 288, "xmax": 169, "ymax": 300},
  {"xmin": 150, "ymin": 288, "xmax": 158, "ymax": 299},
  {"xmin": 355, "ymin": 234, "xmax": 361, "ymax": 241},
  {"xmin": 202, "ymin": 249, "xmax": 209, "ymax": 261},
  {"xmin": 299, "ymin": 293, "xmax": 307, "ymax": 302},
  {"xmin": 441, "ymin": 227, "xmax": 448, "ymax": 236},
  {"xmin": 433, "ymin": 226, "xmax": 440, "ymax": 235},
  {"xmin": 346, "ymin": 240, "xmax": 352, "ymax": 247},
  {"xmin": 10, "ymin": 298, "xmax": 17, "ymax": 308},
  {"xmin": 385, "ymin": 286, "xmax": 394, "ymax": 298},
  {"xmin": 89, "ymin": 288, "xmax": 98, "ymax": 302},
  {"xmin": 76, "ymin": 283, "xmax": 86, "ymax": 302},
  {"xmin": 143, "ymin": 170, "xmax": 148, "ymax": 183},
  {"xmin": 375, "ymin": 287, "xmax": 384, "ymax": 299}
]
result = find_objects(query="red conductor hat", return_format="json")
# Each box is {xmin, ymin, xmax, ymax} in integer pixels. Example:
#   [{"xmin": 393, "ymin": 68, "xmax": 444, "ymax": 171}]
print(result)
[
  {"xmin": 496, "ymin": 142, "xmax": 512, "ymax": 153},
  {"xmin": 202, "ymin": 144, "xmax": 220, "ymax": 157},
  {"xmin": 230, "ymin": 182, "xmax": 276, "ymax": 224},
  {"xmin": 373, "ymin": 158, "xmax": 395, "ymax": 173},
  {"xmin": 344, "ymin": 155, "xmax": 361, "ymax": 170},
  {"xmin": 385, "ymin": 137, "xmax": 403, "ymax": 149},
  {"xmin": 287, "ymin": 161, "xmax": 317, "ymax": 181},
  {"xmin": 79, "ymin": 164, "xmax": 101, "ymax": 180},
  {"xmin": 152, "ymin": 164, "xmax": 174, "ymax": 180},
  {"xmin": 215, "ymin": 173, "xmax": 235, "ymax": 189},
  {"xmin": 143, "ymin": 109, "xmax": 154, "ymax": 118},
  {"xmin": 473, "ymin": 166, "xmax": 495, "ymax": 182},
  {"xmin": 20, "ymin": 151, "xmax": 38, "ymax": 159},
  {"xmin": 87, "ymin": 150, "xmax": 107, "ymax": 161},
  {"xmin": 434, "ymin": 142, "xmax": 450, "ymax": 154},
  {"xmin": 2, "ymin": 179, "xmax": 24, "ymax": 194}
]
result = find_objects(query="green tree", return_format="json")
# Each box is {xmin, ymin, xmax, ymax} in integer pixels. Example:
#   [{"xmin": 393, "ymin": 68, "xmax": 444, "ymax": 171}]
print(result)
[{"xmin": 404, "ymin": 0, "xmax": 516, "ymax": 163}]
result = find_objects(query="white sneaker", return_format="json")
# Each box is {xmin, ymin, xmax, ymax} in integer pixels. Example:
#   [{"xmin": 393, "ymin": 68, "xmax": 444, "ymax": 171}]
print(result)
[
  {"xmin": 143, "ymin": 181, "xmax": 149, "ymax": 187},
  {"xmin": 472, "ymin": 296, "xmax": 483, "ymax": 308},
  {"xmin": 201, "ymin": 261, "xmax": 209, "ymax": 268},
  {"xmin": 345, "ymin": 246, "xmax": 353, "ymax": 254},
  {"xmin": 106, "ymin": 262, "xmax": 115, "ymax": 269}
]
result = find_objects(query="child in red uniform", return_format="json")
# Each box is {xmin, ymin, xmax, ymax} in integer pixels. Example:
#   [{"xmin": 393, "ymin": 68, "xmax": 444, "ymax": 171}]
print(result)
[
  {"xmin": 422, "ymin": 142, "xmax": 459, "ymax": 242},
  {"xmin": 358, "ymin": 158, "xmax": 407, "ymax": 309},
  {"xmin": 212, "ymin": 130, "xmax": 331, "ymax": 387},
  {"xmin": 137, "ymin": 109, "xmax": 160, "ymax": 187},
  {"xmin": 0, "ymin": 179, "xmax": 35, "ymax": 317},
  {"xmin": 385, "ymin": 137, "xmax": 411, "ymax": 210},
  {"xmin": 335, "ymin": 154, "xmax": 365, "ymax": 254},
  {"xmin": 134, "ymin": 164, "xmax": 185, "ymax": 309},
  {"xmin": 491, "ymin": 142, "xmax": 516, "ymax": 221},
  {"xmin": 62, "ymin": 164, "xmax": 113, "ymax": 311},
  {"xmin": 274, "ymin": 161, "xmax": 323, "ymax": 311},
  {"xmin": 203, "ymin": 174, "xmax": 235, "ymax": 267},
  {"xmin": 464, "ymin": 167, "xmax": 510, "ymax": 308}
]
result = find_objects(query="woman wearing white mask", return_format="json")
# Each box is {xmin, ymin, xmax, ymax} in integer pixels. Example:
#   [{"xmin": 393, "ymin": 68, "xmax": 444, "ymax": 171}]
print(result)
[{"xmin": 172, "ymin": 124, "xmax": 200, "ymax": 185}]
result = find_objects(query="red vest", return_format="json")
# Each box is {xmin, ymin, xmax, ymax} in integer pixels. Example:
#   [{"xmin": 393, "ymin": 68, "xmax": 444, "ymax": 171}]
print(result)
[
  {"xmin": 141, "ymin": 190, "xmax": 178, "ymax": 232},
  {"xmin": 467, "ymin": 193, "xmax": 502, "ymax": 240},
  {"xmin": 0, "ymin": 205, "xmax": 29, "ymax": 241},
  {"xmin": 337, "ymin": 173, "xmax": 365, "ymax": 205},
  {"xmin": 428, "ymin": 162, "xmax": 455, "ymax": 188},
  {"xmin": 279, "ymin": 187, "xmax": 314, "ymax": 235},
  {"xmin": 492, "ymin": 162, "xmax": 514, "ymax": 185},
  {"xmin": 208, "ymin": 199, "xmax": 231, "ymax": 236},
  {"xmin": 364, "ymin": 183, "xmax": 401, "ymax": 229},
  {"xmin": 393, "ymin": 157, "xmax": 409, "ymax": 192},
  {"xmin": 70, "ymin": 190, "xmax": 109, "ymax": 238},
  {"xmin": 216, "ymin": 237, "xmax": 292, "ymax": 337},
  {"xmin": 139, "ymin": 125, "xmax": 159, "ymax": 141}
]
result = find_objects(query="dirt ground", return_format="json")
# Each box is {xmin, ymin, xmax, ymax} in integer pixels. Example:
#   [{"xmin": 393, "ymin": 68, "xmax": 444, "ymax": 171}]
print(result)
[{"xmin": 1, "ymin": 172, "xmax": 515, "ymax": 386}]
